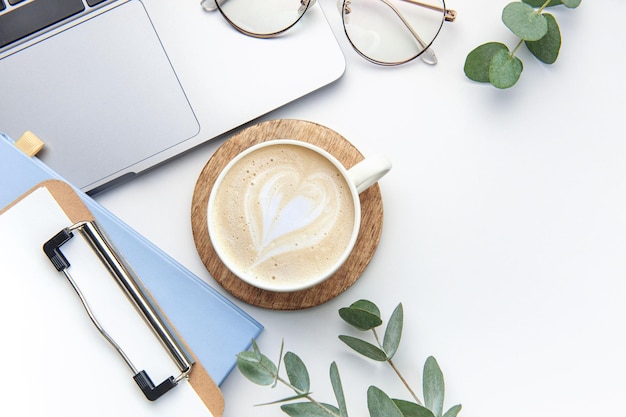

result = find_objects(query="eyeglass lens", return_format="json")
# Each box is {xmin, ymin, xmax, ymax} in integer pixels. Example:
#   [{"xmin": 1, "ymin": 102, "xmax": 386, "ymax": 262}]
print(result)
[
  {"xmin": 213, "ymin": 0, "xmax": 312, "ymax": 37},
  {"xmin": 340, "ymin": 0, "xmax": 446, "ymax": 65}
]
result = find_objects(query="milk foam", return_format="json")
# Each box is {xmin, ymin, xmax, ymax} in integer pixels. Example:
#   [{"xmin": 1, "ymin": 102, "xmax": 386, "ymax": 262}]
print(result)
[{"xmin": 210, "ymin": 144, "xmax": 356, "ymax": 289}]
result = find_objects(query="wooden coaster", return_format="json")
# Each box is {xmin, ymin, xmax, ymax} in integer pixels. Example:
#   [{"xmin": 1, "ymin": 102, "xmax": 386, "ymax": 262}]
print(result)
[{"xmin": 191, "ymin": 119, "xmax": 384, "ymax": 310}]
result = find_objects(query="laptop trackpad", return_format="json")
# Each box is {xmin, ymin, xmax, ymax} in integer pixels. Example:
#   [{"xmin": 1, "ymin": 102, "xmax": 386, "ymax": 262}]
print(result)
[{"xmin": 0, "ymin": 1, "xmax": 199, "ymax": 189}]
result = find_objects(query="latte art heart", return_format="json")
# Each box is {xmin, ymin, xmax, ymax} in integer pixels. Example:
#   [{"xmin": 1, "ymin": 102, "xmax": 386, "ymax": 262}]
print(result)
[
  {"xmin": 210, "ymin": 143, "xmax": 356, "ymax": 289},
  {"xmin": 247, "ymin": 167, "xmax": 340, "ymax": 267}
]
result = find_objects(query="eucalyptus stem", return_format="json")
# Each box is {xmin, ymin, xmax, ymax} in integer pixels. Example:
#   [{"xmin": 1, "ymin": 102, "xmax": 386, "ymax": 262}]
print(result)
[
  {"xmin": 388, "ymin": 358, "xmax": 423, "ymax": 406},
  {"xmin": 510, "ymin": 38, "xmax": 524, "ymax": 57},
  {"xmin": 274, "ymin": 374, "xmax": 341, "ymax": 417},
  {"xmin": 372, "ymin": 328, "xmax": 423, "ymax": 406}
]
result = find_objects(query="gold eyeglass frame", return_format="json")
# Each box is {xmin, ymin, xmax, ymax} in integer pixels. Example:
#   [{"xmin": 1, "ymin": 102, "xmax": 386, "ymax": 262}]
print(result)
[{"xmin": 200, "ymin": 0, "xmax": 457, "ymax": 66}]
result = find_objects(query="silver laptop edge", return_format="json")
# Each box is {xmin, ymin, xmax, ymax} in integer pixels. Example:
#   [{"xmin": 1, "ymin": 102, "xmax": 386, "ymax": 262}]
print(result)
[{"xmin": 0, "ymin": 0, "xmax": 345, "ymax": 194}]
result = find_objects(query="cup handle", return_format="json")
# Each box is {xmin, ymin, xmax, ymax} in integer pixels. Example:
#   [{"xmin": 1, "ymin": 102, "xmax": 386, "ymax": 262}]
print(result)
[{"xmin": 347, "ymin": 154, "xmax": 392, "ymax": 194}]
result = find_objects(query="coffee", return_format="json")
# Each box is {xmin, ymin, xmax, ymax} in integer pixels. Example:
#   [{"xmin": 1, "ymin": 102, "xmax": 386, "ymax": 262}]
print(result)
[{"xmin": 209, "ymin": 142, "xmax": 357, "ymax": 290}]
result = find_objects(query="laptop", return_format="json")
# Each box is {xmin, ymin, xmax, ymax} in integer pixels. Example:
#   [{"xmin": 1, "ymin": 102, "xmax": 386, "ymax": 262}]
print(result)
[{"xmin": 0, "ymin": 0, "xmax": 345, "ymax": 194}]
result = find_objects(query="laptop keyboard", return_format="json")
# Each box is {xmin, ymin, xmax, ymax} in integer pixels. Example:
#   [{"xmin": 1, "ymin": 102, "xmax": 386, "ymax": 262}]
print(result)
[{"xmin": 0, "ymin": 0, "xmax": 117, "ymax": 49}]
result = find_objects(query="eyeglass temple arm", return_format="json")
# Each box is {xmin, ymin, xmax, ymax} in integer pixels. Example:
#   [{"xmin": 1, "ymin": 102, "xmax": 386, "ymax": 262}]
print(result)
[{"xmin": 401, "ymin": 0, "xmax": 457, "ymax": 22}]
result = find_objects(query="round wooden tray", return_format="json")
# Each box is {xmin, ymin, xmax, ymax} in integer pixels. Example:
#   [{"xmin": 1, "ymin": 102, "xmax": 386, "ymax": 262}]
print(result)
[{"xmin": 191, "ymin": 119, "xmax": 384, "ymax": 310}]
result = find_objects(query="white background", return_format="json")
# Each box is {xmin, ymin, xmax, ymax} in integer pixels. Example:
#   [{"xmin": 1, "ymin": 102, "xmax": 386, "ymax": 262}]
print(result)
[{"xmin": 97, "ymin": 1, "xmax": 626, "ymax": 416}]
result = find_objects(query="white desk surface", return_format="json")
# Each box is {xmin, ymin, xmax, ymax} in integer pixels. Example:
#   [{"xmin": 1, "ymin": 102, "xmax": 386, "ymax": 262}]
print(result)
[{"xmin": 96, "ymin": 1, "xmax": 625, "ymax": 416}]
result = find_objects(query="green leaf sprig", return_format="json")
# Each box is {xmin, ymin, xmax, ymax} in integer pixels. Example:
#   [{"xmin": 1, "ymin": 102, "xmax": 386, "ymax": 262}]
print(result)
[
  {"xmin": 464, "ymin": 0, "xmax": 581, "ymax": 89},
  {"xmin": 235, "ymin": 300, "xmax": 462, "ymax": 417}
]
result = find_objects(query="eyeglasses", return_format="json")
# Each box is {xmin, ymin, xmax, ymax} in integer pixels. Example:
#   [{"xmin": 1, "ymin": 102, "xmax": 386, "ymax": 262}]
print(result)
[{"xmin": 200, "ymin": 0, "xmax": 457, "ymax": 66}]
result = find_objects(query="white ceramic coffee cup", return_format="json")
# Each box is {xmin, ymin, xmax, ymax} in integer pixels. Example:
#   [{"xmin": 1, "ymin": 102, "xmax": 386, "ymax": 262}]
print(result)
[{"xmin": 207, "ymin": 139, "xmax": 391, "ymax": 292}]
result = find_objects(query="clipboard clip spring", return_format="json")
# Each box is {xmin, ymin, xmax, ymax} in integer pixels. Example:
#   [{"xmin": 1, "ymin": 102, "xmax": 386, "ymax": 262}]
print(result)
[{"xmin": 43, "ymin": 221, "xmax": 194, "ymax": 401}]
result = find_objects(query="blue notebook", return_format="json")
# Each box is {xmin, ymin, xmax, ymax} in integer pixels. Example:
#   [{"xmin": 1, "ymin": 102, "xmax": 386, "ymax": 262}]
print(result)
[{"xmin": 0, "ymin": 132, "xmax": 262, "ymax": 386}]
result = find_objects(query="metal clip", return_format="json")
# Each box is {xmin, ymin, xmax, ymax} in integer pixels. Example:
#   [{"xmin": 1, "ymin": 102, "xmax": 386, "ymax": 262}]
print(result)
[{"xmin": 43, "ymin": 221, "xmax": 194, "ymax": 401}]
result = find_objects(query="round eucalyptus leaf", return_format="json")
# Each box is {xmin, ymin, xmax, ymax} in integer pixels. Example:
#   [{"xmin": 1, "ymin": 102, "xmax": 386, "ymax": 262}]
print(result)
[
  {"xmin": 561, "ymin": 0, "xmax": 581, "ymax": 8},
  {"xmin": 502, "ymin": 2, "xmax": 548, "ymax": 41},
  {"xmin": 523, "ymin": 0, "xmax": 562, "ymax": 7},
  {"xmin": 464, "ymin": 42, "xmax": 508, "ymax": 82},
  {"xmin": 489, "ymin": 49, "xmax": 523, "ymax": 88},
  {"xmin": 526, "ymin": 13, "xmax": 561, "ymax": 64}
]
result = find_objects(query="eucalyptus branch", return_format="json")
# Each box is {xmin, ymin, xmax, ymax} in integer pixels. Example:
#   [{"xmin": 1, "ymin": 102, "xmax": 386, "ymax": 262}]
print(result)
[
  {"xmin": 464, "ymin": 0, "xmax": 581, "ymax": 89},
  {"xmin": 236, "ymin": 339, "xmax": 341, "ymax": 416},
  {"xmin": 236, "ymin": 299, "xmax": 462, "ymax": 417}
]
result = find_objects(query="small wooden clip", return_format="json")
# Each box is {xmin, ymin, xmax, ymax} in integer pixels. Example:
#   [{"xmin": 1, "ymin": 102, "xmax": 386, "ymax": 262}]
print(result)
[{"xmin": 15, "ymin": 131, "xmax": 45, "ymax": 157}]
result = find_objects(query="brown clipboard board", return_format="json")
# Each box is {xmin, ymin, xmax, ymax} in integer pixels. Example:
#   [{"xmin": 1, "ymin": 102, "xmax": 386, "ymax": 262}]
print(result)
[{"xmin": 2, "ymin": 179, "xmax": 225, "ymax": 417}]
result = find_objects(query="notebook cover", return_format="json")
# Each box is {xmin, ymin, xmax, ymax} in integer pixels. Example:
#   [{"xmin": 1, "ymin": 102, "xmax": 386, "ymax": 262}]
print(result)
[{"xmin": 0, "ymin": 132, "xmax": 263, "ymax": 385}]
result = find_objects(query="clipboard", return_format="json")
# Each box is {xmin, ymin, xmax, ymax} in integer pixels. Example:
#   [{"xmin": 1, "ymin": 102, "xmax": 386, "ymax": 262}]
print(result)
[
  {"xmin": 0, "ymin": 179, "xmax": 224, "ymax": 416},
  {"xmin": 0, "ymin": 131, "xmax": 263, "ymax": 389}
]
